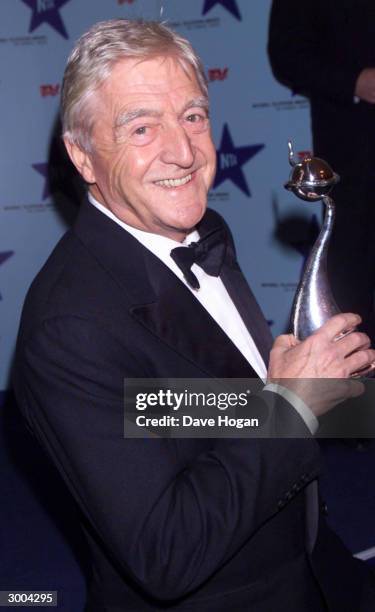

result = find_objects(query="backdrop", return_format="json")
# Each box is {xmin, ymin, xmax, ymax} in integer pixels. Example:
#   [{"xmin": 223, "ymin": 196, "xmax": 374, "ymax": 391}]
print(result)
[{"xmin": 0, "ymin": 0, "xmax": 314, "ymax": 394}]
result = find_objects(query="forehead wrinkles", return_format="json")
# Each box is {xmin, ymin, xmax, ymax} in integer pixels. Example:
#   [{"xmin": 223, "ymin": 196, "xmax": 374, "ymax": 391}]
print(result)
[
  {"xmin": 108, "ymin": 82, "xmax": 202, "ymax": 114},
  {"xmin": 111, "ymin": 88, "xmax": 205, "ymax": 133},
  {"xmin": 103, "ymin": 56, "xmax": 201, "ymax": 104}
]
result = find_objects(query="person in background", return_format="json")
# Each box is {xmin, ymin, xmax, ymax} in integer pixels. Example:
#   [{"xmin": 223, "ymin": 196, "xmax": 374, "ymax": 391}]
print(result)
[{"xmin": 268, "ymin": 0, "xmax": 375, "ymax": 346}]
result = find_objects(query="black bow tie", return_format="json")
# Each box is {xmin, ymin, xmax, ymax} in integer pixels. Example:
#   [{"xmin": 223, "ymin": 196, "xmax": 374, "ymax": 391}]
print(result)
[{"xmin": 170, "ymin": 227, "xmax": 227, "ymax": 290}]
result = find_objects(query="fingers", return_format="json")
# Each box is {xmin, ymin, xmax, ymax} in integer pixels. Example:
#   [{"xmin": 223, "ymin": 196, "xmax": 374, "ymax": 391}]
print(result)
[
  {"xmin": 336, "ymin": 331, "xmax": 371, "ymax": 356},
  {"xmin": 269, "ymin": 316, "xmax": 373, "ymax": 382},
  {"xmin": 351, "ymin": 363, "xmax": 375, "ymax": 378},
  {"xmin": 345, "ymin": 348, "xmax": 375, "ymax": 377},
  {"xmin": 315, "ymin": 313, "xmax": 362, "ymax": 341}
]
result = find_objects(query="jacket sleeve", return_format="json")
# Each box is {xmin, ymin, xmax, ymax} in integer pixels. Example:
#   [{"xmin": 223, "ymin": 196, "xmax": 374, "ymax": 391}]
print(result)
[
  {"xmin": 268, "ymin": 0, "xmax": 360, "ymax": 105},
  {"xmin": 14, "ymin": 315, "xmax": 322, "ymax": 602}
]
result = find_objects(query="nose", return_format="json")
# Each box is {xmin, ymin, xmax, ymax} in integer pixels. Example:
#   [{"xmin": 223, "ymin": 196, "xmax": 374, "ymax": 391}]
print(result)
[{"xmin": 160, "ymin": 123, "xmax": 194, "ymax": 168}]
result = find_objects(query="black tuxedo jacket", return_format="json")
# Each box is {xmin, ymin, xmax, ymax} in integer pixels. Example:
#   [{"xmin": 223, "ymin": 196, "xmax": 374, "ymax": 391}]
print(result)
[{"xmin": 13, "ymin": 201, "xmax": 374, "ymax": 611}]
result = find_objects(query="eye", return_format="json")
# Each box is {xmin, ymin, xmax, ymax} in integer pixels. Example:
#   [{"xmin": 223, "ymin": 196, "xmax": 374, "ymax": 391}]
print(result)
[
  {"xmin": 186, "ymin": 113, "xmax": 204, "ymax": 123},
  {"xmin": 184, "ymin": 112, "xmax": 209, "ymax": 133},
  {"xmin": 129, "ymin": 123, "xmax": 158, "ymax": 146}
]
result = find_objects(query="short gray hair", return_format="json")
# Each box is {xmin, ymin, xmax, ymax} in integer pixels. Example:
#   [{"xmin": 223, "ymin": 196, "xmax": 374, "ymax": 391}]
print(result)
[{"xmin": 61, "ymin": 19, "xmax": 208, "ymax": 151}]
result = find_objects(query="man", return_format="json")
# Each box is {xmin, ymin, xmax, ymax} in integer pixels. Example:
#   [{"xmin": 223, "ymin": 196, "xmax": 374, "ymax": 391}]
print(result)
[
  {"xmin": 268, "ymin": 0, "xmax": 375, "ymax": 344},
  {"xmin": 14, "ymin": 20, "xmax": 375, "ymax": 611}
]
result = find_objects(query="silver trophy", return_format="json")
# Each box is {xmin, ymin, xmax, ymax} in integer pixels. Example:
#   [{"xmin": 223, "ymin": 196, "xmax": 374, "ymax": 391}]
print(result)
[{"xmin": 285, "ymin": 141, "xmax": 340, "ymax": 341}]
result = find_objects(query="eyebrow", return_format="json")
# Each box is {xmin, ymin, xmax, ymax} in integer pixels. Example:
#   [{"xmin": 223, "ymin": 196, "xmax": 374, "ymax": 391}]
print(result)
[
  {"xmin": 114, "ymin": 108, "xmax": 162, "ymax": 129},
  {"xmin": 181, "ymin": 96, "xmax": 210, "ymax": 116},
  {"xmin": 114, "ymin": 96, "xmax": 210, "ymax": 130}
]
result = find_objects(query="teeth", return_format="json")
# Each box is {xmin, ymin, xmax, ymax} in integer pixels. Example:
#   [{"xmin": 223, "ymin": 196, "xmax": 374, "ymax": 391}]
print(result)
[{"xmin": 155, "ymin": 174, "xmax": 192, "ymax": 188}]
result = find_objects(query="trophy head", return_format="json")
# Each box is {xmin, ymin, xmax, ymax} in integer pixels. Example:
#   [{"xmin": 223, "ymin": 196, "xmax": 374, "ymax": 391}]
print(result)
[{"xmin": 284, "ymin": 141, "xmax": 339, "ymax": 202}]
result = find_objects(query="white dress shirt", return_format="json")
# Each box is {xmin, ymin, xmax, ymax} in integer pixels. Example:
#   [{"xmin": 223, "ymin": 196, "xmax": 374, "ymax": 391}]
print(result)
[{"xmin": 88, "ymin": 193, "xmax": 318, "ymax": 433}]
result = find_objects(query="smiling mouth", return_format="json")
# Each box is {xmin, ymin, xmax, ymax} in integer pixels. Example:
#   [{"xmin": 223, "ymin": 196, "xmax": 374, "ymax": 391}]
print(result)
[{"xmin": 154, "ymin": 173, "xmax": 193, "ymax": 188}]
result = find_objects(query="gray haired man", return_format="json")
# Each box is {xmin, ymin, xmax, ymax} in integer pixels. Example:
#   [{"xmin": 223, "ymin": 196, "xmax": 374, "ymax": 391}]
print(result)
[{"xmin": 14, "ymin": 19, "xmax": 375, "ymax": 611}]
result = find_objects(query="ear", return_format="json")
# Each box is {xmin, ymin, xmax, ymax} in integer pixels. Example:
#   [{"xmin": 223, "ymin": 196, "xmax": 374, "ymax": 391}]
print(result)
[{"xmin": 63, "ymin": 137, "xmax": 96, "ymax": 184}]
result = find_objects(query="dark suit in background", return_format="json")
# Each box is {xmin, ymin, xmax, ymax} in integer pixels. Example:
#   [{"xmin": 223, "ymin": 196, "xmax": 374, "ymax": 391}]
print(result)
[
  {"xmin": 268, "ymin": 0, "xmax": 375, "ymax": 342},
  {"xmin": 13, "ymin": 201, "xmax": 375, "ymax": 611}
]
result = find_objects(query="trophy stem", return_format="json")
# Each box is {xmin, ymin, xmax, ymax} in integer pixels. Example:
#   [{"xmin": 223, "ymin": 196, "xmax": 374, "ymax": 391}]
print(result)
[{"xmin": 292, "ymin": 196, "xmax": 340, "ymax": 340}]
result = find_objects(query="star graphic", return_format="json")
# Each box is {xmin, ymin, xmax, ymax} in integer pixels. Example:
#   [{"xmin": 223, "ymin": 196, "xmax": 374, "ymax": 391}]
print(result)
[
  {"xmin": 213, "ymin": 124, "xmax": 264, "ymax": 196},
  {"xmin": 32, "ymin": 162, "xmax": 50, "ymax": 200},
  {"xmin": 0, "ymin": 251, "xmax": 14, "ymax": 301},
  {"xmin": 0, "ymin": 252, "xmax": 13, "ymax": 267},
  {"xmin": 21, "ymin": 0, "xmax": 70, "ymax": 39},
  {"xmin": 202, "ymin": 0, "xmax": 241, "ymax": 20}
]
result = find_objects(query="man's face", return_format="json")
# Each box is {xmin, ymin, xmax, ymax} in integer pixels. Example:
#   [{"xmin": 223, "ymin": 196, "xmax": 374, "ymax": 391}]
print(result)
[{"xmin": 74, "ymin": 55, "xmax": 216, "ymax": 241}]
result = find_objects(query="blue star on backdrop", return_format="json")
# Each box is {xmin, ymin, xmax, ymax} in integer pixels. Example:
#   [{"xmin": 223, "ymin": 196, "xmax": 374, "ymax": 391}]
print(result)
[
  {"xmin": 21, "ymin": 0, "xmax": 70, "ymax": 39},
  {"xmin": 0, "ymin": 252, "xmax": 13, "ymax": 267},
  {"xmin": 0, "ymin": 252, "xmax": 14, "ymax": 301},
  {"xmin": 32, "ymin": 163, "xmax": 50, "ymax": 200},
  {"xmin": 202, "ymin": 0, "xmax": 241, "ymax": 20},
  {"xmin": 213, "ymin": 124, "xmax": 264, "ymax": 196}
]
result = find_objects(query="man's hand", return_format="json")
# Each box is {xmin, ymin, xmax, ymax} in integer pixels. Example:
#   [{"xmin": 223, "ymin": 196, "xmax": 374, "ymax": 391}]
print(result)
[
  {"xmin": 267, "ymin": 313, "xmax": 375, "ymax": 416},
  {"xmin": 355, "ymin": 68, "xmax": 375, "ymax": 104}
]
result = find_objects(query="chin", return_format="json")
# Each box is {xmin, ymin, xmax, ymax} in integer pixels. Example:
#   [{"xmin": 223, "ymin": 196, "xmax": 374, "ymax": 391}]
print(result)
[
  {"xmin": 159, "ymin": 210, "xmax": 204, "ymax": 241},
  {"xmin": 175, "ymin": 199, "xmax": 207, "ymax": 228}
]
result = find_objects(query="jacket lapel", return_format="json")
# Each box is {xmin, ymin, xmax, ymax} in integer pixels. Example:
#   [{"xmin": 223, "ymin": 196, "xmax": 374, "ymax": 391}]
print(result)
[
  {"xmin": 220, "ymin": 250, "xmax": 273, "ymax": 368},
  {"xmin": 74, "ymin": 201, "xmax": 267, "ymax": 379},
  {"xmin": 131, "ymin": 253, "xmax": 256, "ymax": 379}
]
